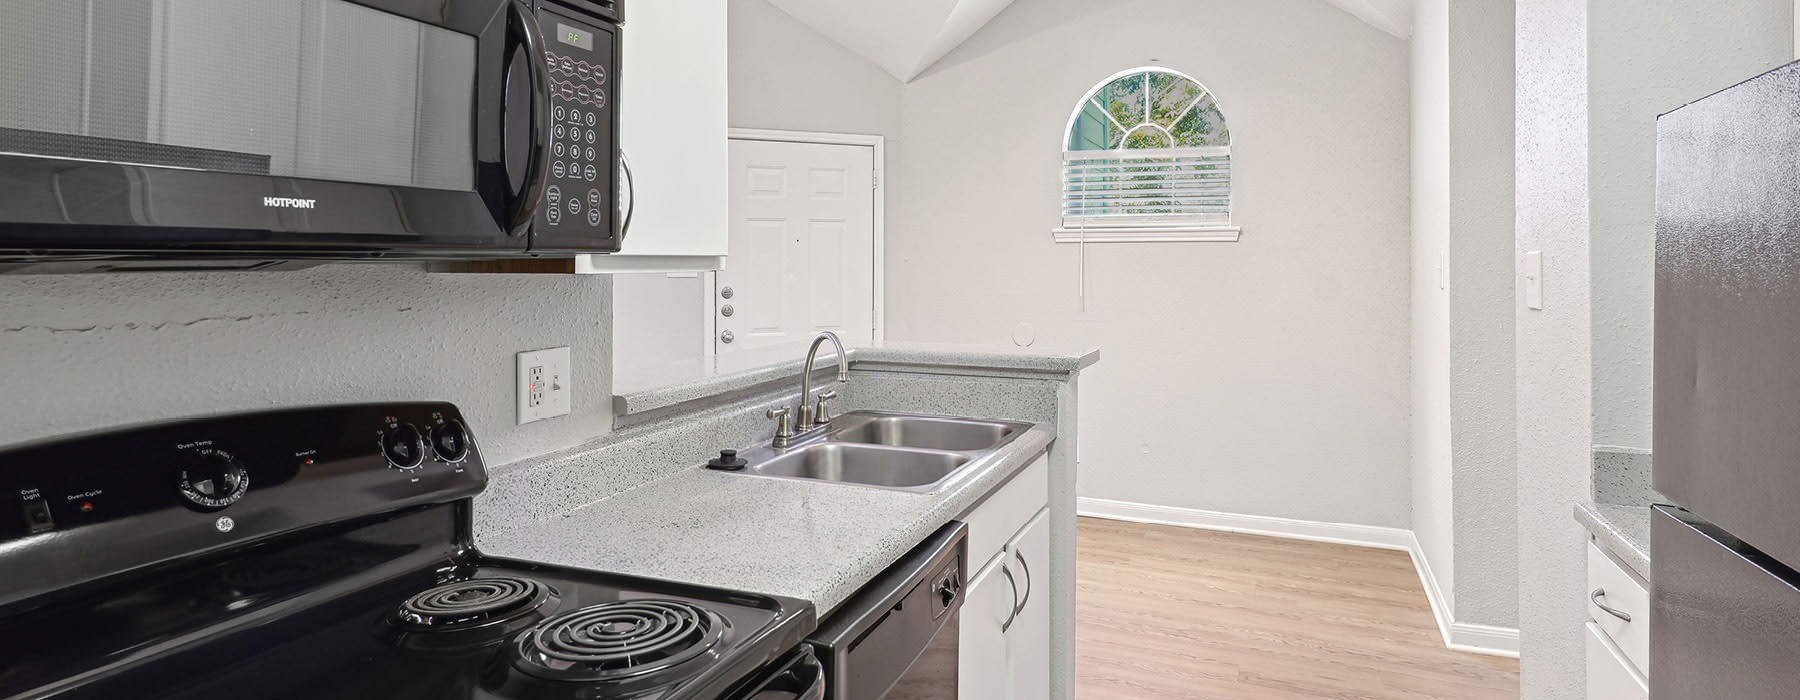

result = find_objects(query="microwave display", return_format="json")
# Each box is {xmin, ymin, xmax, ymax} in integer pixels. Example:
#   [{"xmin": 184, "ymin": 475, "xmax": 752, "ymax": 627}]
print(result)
[
  {"xmin": 0, "ymin": 0, "xmax": 477, "ymax": 191},
  {"xmin": 556, "ymin": 23, "xmax": 594, "ymax": 50}
]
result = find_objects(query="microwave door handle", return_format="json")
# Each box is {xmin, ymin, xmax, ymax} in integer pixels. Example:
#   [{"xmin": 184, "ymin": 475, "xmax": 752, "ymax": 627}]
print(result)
[
  {"xmin": 506, "ymin": 0, "xmax": 552, "ymax": 236},
  {"xmin": 619, "ymin": 152, "xmax": 635, "ymax": 243}
]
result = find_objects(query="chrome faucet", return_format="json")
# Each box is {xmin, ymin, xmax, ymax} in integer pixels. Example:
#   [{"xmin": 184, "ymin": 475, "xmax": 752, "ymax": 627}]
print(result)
[{"xmin": 769, "ymin": 331, "xmax": 850, "ymax": 447}]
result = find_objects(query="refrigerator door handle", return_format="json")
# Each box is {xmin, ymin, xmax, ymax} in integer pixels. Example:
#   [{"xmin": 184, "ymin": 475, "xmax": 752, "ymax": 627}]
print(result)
[{"xmin": 1591, "ymin": 588, "xmax": 1633, "ymax": 622}]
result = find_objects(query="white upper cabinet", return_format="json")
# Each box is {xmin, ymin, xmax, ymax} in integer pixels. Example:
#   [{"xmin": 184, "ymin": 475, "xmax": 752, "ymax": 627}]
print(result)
[{"xmin": 576, "ymin": 0, "xmax": 728, "ymax": 273}]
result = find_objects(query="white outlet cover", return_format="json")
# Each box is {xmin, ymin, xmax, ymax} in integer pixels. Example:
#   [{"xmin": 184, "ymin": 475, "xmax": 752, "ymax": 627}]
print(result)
[{"xmin": 517, "ymin": 347, "xmax": 573, "ymax": 425}]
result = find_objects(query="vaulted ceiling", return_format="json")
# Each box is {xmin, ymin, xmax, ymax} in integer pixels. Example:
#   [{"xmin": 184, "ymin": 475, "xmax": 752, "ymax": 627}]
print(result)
[
  {"xmin": 764, "ymin": 0, "xmax": 1021, "ymax": 83},
  {"xmin": 1321, "ymin": 0, "xmax": 1416, "ymax": 39},
  {"xmin": 766, "ymin": 0, "xmax": 1416, "ymax": 84}
]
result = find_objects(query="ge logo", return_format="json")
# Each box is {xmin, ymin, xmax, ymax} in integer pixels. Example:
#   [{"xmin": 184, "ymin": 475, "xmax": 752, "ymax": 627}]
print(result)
[{"xmin": 215, "ymin": 516, "xmax": 236, "ymax": 533}]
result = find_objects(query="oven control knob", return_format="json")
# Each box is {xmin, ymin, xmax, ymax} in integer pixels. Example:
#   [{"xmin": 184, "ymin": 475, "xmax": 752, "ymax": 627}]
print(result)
[
  {"xmin": 429, "ymin": 420, "xmax": 471, "ymax": 463},
  {"xmin": 382, "ymin": 424, "xmax": 427, "ymax": 470},
  {"xmin": 178, "ymin": 451, "xmax": 250, "ymax": 511}
]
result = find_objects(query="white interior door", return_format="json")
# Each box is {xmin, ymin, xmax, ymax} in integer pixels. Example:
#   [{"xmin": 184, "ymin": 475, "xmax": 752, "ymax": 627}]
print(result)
[{"xmin": 717, "ymin": 139, "xmax": 876, "ymax": 371}]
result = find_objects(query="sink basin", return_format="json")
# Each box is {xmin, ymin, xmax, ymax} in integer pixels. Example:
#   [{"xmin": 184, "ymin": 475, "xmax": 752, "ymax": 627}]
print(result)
[
  {"xmin": 750, "ymin": 443, "xmax": 969, "ymax": 489},
  {"xmin": 722, "ymin": 411, "xmax": 1032, "ymax": 493},
  {"xmin": 828, "ymin": 413, "xmax": 1024, "ymax": 452}
]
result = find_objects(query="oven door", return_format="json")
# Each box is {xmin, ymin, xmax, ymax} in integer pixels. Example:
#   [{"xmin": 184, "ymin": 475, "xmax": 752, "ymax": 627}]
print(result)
[{"xmin": 0, "ymin": 0, "xmax": 552, "ymax": 260}]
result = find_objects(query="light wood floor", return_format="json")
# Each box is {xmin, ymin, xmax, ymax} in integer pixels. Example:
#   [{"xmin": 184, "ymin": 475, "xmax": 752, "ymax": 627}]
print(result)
[{"xmin": 1077, "ymin": 517, "xmax": 1519, "ymax": 700}]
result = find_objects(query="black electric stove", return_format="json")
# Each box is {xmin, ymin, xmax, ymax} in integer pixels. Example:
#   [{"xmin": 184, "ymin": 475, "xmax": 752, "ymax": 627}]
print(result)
[{"xmin": 0, "ymin": 403, "xmax": 820, "ymax": 700}]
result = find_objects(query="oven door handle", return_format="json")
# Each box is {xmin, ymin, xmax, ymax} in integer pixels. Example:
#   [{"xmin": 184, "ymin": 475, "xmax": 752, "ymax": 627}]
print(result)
[
  {"xmin": 795, "ymin": 653, "xmax": 826, "ymax": 700},
  {"xmin": 729, "ymin": 647, "xmax": 826, "ymax": 700},
  {"xmin": 506, "ymin": 0, "xmax": 552, "ymax": 237}
]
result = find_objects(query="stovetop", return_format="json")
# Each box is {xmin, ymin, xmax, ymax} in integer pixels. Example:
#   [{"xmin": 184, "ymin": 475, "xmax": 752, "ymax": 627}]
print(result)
[
  {"xmin": 0, "ymin": 403, "xmax": 816, "ymax": 700},
  {"xmin": 0, "ymin": 505, "xmax": 813, "ymax": 700}
]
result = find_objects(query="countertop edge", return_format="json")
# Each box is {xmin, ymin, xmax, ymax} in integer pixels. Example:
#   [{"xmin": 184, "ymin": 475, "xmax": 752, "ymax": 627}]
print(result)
[
  {"xmin": 1574, "ymin": 501, "xmax": 1651, "ymax": 580},
  {"xmin": 613, "ymin": 347, "xmax": 1098, "ymax": 417}
]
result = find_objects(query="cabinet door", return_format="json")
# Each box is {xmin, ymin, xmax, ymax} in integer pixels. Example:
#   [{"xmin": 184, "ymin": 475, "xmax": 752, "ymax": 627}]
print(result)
[
  {"xmin": 963, "ymin": 456, "xmax": 1050, "ymax": 572},
  {"xmin": 1586, "ymin": 622, "xmax": 1648, "ymax": 700},
  {"xmin": 959, "ymin": 554, "xmax": 1013, "ymax": 700},
  {"xmin": 579, "ymin": 0, "xmax": 728, "ymax": 271},
  {"xmin": 1006, "ymin": 509, "xmax": 1052, "ymax": 700}
]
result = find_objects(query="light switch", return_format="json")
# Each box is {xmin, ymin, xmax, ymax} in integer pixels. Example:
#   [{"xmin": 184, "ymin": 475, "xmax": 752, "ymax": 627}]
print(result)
[{"xmin": 1524, "ymin": 251, "xmax": 1544, "ymax": 310}]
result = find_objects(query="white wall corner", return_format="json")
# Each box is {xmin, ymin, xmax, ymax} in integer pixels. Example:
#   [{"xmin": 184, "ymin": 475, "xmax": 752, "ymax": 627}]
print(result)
[
  {"xmin": 1405, "ymin": 532, "xmax": 1456, "ymax": 648},
  {"xmin": 1407, "ymin": 533, "xmax": 1522, "ymax": 658}
]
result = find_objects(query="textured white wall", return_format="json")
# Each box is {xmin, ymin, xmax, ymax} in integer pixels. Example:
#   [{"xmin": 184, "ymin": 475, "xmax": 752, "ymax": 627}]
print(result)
[
  {"xmin": 0, "ymin": 266, "xmax": 613, "ymax": 466},
  {"xmin": 1587, "ymin": 0, "xmax": 1792, "ymax": 452},
  {"xmin": 1410, "ymin": 0, "xmax": 1457, "ymax": 617},
  {"xmin": 1412, "ymin": 0, "xmax": 1519, "ymax": 631},
  {"xmin": 1446, "ymin": 0, "xmax": 1519, "ymax": 629},
  {"xmin": 1515, "ymin": 0, "xmax": 1592, "ymax": 695},
  {"xmin": 612, "ymin": 273, "xmax": 707, "ymax": 393},
  {"xmin": 888, "ymin": 0, "xmax": 1413, "ymax": 528}
]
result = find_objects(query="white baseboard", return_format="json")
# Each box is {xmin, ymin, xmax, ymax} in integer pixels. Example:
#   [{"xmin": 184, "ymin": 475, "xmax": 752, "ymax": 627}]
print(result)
[
  {"xmin": 1405, "ymin": 531, "xmax": 1457, "ymax": 649},
  {"xmin": 1076, "ymin": 497, "xmax": 1521, "ymax": 659},
  {"xmin": 1401, "ymin": 535, "xmax": 1522, "ymax": 658},
  {"xmin": 1449, "ymin": 622, "xmax": 1521, "ymax": 657},
  {"xmin": 1076, "ymin": 497, "xmax": 1414, "ymax": 550}
]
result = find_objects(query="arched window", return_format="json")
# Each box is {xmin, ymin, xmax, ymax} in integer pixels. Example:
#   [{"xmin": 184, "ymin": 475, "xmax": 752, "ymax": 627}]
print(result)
[{"xmin": 1059, "ymin": 67, "xmax": 1237, "ymax": 241}]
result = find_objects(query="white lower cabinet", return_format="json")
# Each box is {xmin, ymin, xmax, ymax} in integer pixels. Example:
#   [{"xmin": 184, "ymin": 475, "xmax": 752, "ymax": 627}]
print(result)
[
  {"xmin": 1586, "ymin": 622, "xmax": 1649, "ymax": 700},
  {"xmin": 1004, "ymin": 510, "xmax": 1051, "ymax": 700},
  {"xmin": 957, "ymin": 455, "xmax": 1051, "ymax": 700},
  {"xmin": 1584, "ymin": 540, "xmax": 1650, "ymax": 699},
  {"xmin": 959, "ymin": 554, "xmax": 1012, "ymax": 699}
]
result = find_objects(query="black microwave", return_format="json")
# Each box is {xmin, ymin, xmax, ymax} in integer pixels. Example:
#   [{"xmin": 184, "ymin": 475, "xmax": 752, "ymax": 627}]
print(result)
[{"xmin": 0, "ymin": 0, "xmax": 622, "ymax": 272}]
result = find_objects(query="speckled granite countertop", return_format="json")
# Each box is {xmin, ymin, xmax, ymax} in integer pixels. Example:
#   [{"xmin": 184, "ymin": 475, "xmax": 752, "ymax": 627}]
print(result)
[
  {"xmin": 1575, "ymin": 501, "xmax": 1650, "ymax": 580},
  {"xmin": 479, "ymin": 426, "xmax": 1055, "ymax": 616}
]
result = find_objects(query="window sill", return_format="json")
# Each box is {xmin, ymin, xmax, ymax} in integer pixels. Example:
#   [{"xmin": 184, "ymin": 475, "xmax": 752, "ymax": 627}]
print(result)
[{"xmin": 1051, "ymin": 225, "xmax": 1241, "ymax": 243}]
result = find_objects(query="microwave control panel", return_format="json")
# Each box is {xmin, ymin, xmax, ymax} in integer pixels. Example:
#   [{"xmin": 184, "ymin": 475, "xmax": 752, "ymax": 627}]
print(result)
[{"xmin": 534, "ymin": 7, "xmax": 617, "ymax": 246}]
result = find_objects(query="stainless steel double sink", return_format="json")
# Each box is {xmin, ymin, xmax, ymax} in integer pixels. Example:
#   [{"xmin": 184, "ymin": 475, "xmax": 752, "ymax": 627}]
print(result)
[{"xmin": 725, "ymin": 411, "xmax": 1033, "ymax": 493}]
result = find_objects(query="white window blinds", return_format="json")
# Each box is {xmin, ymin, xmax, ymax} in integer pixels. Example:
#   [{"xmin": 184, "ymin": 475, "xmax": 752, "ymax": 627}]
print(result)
[{"xmin": 1061, "ymin": 145, "xmax": 1231, "ymax": 229}]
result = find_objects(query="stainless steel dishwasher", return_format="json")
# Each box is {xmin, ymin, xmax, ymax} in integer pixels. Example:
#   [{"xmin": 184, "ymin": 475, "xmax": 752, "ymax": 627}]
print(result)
[{"xmin": 808, "ymin": 522, "xmax": 966, "ymax": 700}]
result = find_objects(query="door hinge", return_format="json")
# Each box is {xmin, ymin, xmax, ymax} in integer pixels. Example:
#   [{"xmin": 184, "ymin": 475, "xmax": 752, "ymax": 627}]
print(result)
[{"xmin": 872, "ymin": 170, "xmax": 879, "ymax": 190}]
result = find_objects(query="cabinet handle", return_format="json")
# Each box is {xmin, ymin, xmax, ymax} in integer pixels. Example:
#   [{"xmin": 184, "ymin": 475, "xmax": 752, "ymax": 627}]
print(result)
[
  {"xmin": 1590, "ymin": 588, "xmax": 1632, "ymax": 622},
  {"xmin": 1000, "ymin": 561, "xmax": 1020, "ymax": 633},
  {"xmin": 1011, "ymin": 548, "xmax": 1032, "ymax": 623}
]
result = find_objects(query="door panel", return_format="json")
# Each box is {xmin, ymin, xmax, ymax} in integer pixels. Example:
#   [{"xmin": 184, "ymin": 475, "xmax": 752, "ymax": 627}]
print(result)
[
  {"xmin": 1655, "ymin": 64, "xmax": 1800, "ymax": 569},
  {"xmin": 958, "ymin": 555, "xmax": 1011, "ymax": 700},
  {"xmin": 1650, "ymin": 505, "xmax": 1800, "ymax": 699},
  {"xmin": 1587, "ymin": 623, "xmax": 1648, "ymax": 700},
  {"xmin": 718, "ymin": 139, "xmax": 875, "ymax": 371},
  {"xmin": 1006, "ymin": 509, "xmax": 1051, "ymax": 700}
]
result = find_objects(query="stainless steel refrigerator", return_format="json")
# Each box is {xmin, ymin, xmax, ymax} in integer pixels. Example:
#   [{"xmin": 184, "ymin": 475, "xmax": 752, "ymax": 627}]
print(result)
[{"xmin": 1654, "ymin": 60, "xmax": 1800, "ymax": 699}]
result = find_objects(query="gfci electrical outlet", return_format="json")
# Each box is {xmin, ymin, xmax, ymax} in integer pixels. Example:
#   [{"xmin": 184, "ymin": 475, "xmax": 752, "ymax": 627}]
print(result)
[{"xmin": 517, "ymin": 347, "xmax": 572, "ymax": 425}]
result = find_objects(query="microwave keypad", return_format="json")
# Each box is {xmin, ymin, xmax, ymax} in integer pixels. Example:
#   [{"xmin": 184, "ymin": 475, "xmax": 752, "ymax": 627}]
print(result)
[{"xmin": 541, "ymin": 40, "xmax": 609, "ymax": 231}]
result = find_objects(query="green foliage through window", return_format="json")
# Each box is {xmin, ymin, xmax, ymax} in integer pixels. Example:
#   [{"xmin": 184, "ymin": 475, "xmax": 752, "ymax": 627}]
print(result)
[{"xmin": 1067, "ymin": 69, "xmax": 1229, "ymax": 152}]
